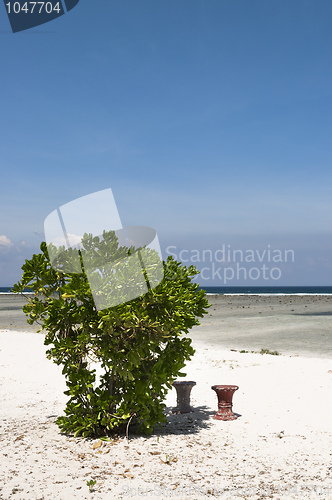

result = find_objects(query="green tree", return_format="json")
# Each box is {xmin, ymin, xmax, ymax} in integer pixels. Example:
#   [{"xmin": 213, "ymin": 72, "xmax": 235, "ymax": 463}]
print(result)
[{"xmin": 13, "ymin": 232, "xmax": 209, "ymax": 437}]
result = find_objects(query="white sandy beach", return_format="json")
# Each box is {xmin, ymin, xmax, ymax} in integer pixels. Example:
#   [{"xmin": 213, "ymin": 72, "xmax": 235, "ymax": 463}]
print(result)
[{"xmin": 1, "ymin": 325, "xmax": 332, "ymax": 499}]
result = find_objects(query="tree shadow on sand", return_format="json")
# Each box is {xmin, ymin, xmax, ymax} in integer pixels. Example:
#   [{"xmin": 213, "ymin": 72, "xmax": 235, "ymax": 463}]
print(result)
[
  {"xmin": 154, "ymin": 405, "xmax": 216, "ymax": 436},
  {"xmin": 116, "ymin": 406, "xmax": 217, "ymax": 441},
  {"xmin": 127, "ymin": 406, "xmax": 242, "ymax": 439}
]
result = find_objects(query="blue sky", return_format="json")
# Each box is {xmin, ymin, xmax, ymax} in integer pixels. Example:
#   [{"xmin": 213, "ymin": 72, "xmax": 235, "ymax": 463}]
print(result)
[{"xmin": 1, "ymin": 0, "xmax": 332, "ymax": 286}]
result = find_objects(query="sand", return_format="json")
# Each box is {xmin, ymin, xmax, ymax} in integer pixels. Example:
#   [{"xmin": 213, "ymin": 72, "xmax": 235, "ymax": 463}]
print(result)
[
  {"xmin": 191, "ymin": 294, "xmax": 332, "ymax": 358},
  {"xmin": 0, "ymin": 295, "xmax": 332, "ymax": 499},
  {"xmin": 0, "ymin": 294, "xmax": 38, "ymax": 332}
]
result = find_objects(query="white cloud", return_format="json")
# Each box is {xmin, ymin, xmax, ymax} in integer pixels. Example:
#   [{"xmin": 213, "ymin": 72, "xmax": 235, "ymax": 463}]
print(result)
[
  {"xmin": 0, "ymin": 235, "xmax": 13, "ymax": 251},
  {"xmin": 52, "ymin": 233, "xmax": 83, "ymax": 248},
  {"xmin": 67, "ymin": 233, "xmax": 83, "ymax": 247}
]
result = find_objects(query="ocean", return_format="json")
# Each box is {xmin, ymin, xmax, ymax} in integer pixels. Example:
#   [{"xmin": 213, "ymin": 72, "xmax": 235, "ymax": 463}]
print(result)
[
  {"xmin": 199, "ymin": 286, "xmax": 332, "ymax": 295},
  {"xmin": 0, "ymin": 287, "xmax": 33, "ymax": 294},
  {"xmin": 2, "ymin": 286, "xmax": 332, "ymax": 295}
]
